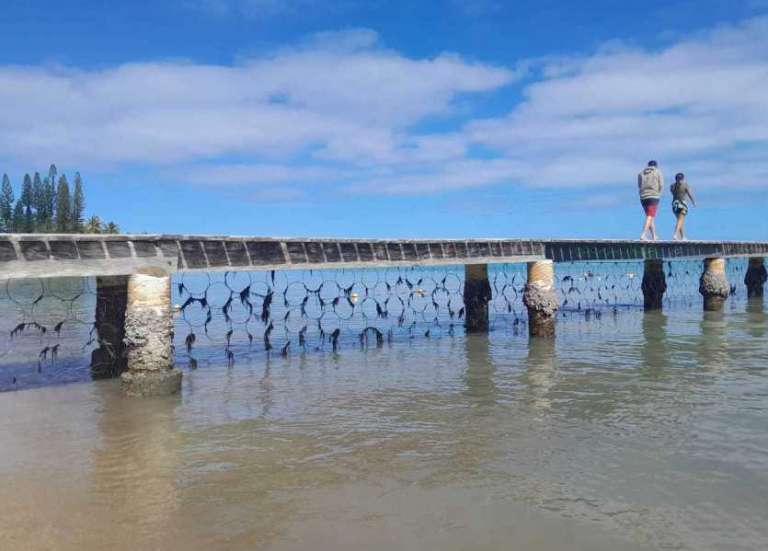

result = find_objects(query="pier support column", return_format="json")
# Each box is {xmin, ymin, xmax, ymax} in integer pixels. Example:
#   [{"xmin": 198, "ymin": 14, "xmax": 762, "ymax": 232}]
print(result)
[
  {"xmin": 699, "ymin": 257, "xmax": 730, "ymax": 312},
  {"xmin": 523, "ymin": 260, "xmax": 559, "ymax": 338},
  {"xmin": 91, "ymin": 276, "xmax": 129, "ymax": 378},
  {"xmin": 745, "ymin": 257, "xmax": 767, "ymax": 298},
  {"xmin": 121, "ymin": 268, "xmax": 182, "ymax": 397},
  {"xmin": 464, "ymin": 264, "xmax": 492, "ymax": 333},
  {"xmin": 641, "ymin": 259, "xmax": 667, "ymax": 311}
]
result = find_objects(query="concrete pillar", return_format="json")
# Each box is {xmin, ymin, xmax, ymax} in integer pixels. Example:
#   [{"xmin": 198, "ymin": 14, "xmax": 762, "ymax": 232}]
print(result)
[
  {"xmin": 91, "ymin": 276, "xmax": 129, "ymax": 378},
  {"xmin": 121, "ymin": 268, "xmax": 182, "ymax": 397},
  {"xmin": 523, "ymin": 260, "xmax": 559, "ymax": 338},
  {"xmin": 699, "ymin": 257, "xmax": 730, "ymax": 312},
  {"xmin": 641, "ymin": 259, "xmax": 667, "ymax": 311},
  {"xmin": 745, "ymin": 257, "xmax": 767, "ymax": 298},
  {"xmin": 463, "ymin": 264, "xmax": 492, "ymax": 333}
]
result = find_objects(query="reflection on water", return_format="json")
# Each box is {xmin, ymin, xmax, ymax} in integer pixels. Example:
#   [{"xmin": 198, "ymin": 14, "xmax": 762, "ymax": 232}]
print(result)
[{"xmin": 2, "ymin": 297, "xmax": 767, "ymax": 550}]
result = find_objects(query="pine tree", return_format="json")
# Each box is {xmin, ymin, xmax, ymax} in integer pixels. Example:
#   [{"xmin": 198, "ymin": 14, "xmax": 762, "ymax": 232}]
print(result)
[
  {"xmin": 48, "ymin": 164, "xmax": 57, "ymax": 192},
  {"xmin": 55, "ymin": 175, "xmax": 71, "ymax": 232},
  {"xmin": 21, "ymin": 174, "xmax": 35, "ymax": 232},
  {"xmin": 32, "ymin": 172, "xmax": 46, "ymax": 230},
  {"xmin": 43, "ymin": 177, "xmax": 56, "ymax": 230},
  {"xmin": 0, "ymin": 174, "xmax": 14, "ymax": 232},
  {"xmin": 72, "ymin": 172, "xmax": 85, "ymax": 233},
  {"xmin": 1, "ymin": 167, "xmax": 118, "ymax": 234},
  {"xmin": 12, "ymin": 200, "xmax": 24, "ymax": 233}
]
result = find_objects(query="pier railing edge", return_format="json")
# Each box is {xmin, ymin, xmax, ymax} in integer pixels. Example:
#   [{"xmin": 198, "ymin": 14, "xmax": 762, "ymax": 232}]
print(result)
[{"xmin": 1, "ymin": 234, "xmax": 767, "ymax": 280}]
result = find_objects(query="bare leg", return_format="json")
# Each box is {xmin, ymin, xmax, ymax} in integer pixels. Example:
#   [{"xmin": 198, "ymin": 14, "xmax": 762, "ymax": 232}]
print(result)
[
  {"xmin": 650, "ymin": 218, "xmax": 658, "ymax": 240},
  {"xmin": 673, "ymin": 214, "xmax": 685, "ymax": 240},
  {"xmin": 641, "ymin": 216, "xmax": 653, "ymax": 240}
]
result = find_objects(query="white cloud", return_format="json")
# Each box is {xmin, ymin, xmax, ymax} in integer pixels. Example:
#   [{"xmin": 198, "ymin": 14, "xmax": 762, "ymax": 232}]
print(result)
[
  {"xmin": 177, "ymin": 163, "xmax": 353, "ymax": 185},
  {"xmin": 463, "ymin": 16, "xmax": 768, "ymax": 190},
  {"xmin": 1, "ymin": 17, "xmax": 768, "ymax": 200},
  {"xmin": 0, "ymin": 29, "xmax": 513, "ymax": 168}
]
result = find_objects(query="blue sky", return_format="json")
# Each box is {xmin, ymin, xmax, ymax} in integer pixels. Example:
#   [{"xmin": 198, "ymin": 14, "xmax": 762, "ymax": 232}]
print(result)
[{"xmin": 0, "ymin": 0, "xmax": 766, "ymax": 239}]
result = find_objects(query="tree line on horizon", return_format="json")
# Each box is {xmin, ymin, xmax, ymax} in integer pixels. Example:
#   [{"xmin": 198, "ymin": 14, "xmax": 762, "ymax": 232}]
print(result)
[{"xmin": 0, "ymin": 165, "xmax": 119, "ymax": 234}]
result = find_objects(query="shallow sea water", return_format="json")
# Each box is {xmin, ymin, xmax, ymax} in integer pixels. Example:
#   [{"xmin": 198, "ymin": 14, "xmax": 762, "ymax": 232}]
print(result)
[{"xmin": 1, "ymin": 292, "xmax": 767, "ymax": 550}]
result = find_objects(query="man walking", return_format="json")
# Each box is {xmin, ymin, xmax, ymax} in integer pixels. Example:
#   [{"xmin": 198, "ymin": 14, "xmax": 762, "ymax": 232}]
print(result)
[{"xmin": 638, "ymin": 160, "xmax": 663, "ymax": 241}]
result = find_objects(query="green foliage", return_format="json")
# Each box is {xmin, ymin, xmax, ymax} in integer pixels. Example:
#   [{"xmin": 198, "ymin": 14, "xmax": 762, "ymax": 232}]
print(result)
[
  {"xmin": 32, "ymin": 172, "xmax": 48, "ymax": 230},
  {"xmin": 21, "ymin": 174, "xmax": 34, "ymax": 232},
  {"xmin": 48, "ymin": 164, "xmax": 57, "ymax": 189},
  {"xmin": 85, "ymin": 215, "xmax": 102, "ymax": 234},
  {"xmin": 0, "ymin": 174, "xmax": 14, "ymax": 231},
  {"xmin": 43, "ymin": 177, "xmax": 56, "ymax": 230},
  {"xmin": 55, "ymin": 175, "xmax": 71, "ymax": 232},
  {"xmin": 12, "ymin": 200, "xmax": 24, "ymax": 233},
  {"xmin": 1, "ymin": 165, "xmax": 119, "ymax": 234},
  {"xmin": 84, "ymin": 216, "xmax": 120, "ymax": 235},
  {"xmin": 72, "ymin": 172, "xmax": 85, "ymax": 232}
]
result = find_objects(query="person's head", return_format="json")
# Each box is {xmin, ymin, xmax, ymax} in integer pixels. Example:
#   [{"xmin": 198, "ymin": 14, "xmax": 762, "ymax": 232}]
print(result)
[
  {"xmin": 647, "ymin": 160, "xmax": 658, "ymax": 168},
  {"xmin": 675, "ymin": 172, "xmax": 685, "ymax": 182}
]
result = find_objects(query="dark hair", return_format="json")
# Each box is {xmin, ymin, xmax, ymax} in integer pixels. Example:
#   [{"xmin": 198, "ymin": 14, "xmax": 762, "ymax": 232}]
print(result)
[
  {"xmin": 675, "ymin": 172, "xmax": 684, "ymax": 181},
  {"xmin": 648, "ymin": 160, "xmax": 657, "ymax": 167}
]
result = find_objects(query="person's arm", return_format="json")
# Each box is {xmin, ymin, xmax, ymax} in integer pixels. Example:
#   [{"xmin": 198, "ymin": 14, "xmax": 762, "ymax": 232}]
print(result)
[
  {"xmin": 657, "ymin": 171, "xmax": 664, "ymax": 194},
  {"xmin": 687, "ymin": 186, "xmax": 696, "ymax": 207}
]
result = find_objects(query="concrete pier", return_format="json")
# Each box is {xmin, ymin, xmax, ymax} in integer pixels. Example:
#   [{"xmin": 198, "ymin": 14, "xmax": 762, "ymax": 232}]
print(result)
[
  {"xmin": 91, "ymin": 276, "xmax": 129, "ymax": 378},
  {"xmin": 699, "ymin": 257, "xmax": 730, "ymax": 312},
  {"xmin": 745, "ymin": 257, "xmax": 767, "ymax": 298},
  {"xmin": 641, "ymin": 259, "xmax": 667, "ymax": 311},
  {"xmin": 464, "ymin": 264, "xmax": 492, "ymax": 333},
  {"xmin": 523, "ymin": 260, "xmax": 559, "ymax": 338},
  {"xmin": 121, "ymin": 268, "xmax": 182, "ymax": 397}
]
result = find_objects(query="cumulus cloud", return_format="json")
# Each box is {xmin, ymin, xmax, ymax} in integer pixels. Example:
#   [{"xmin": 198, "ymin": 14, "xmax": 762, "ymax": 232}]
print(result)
[
  {"xmin": 1, "ymin": 18, "xmax": 767, "ymax": 199},
  {"xmin": 463, "ymin": 16, "xmax": 768, "ymax": 190},
  {"xmin": 0, "ymin": 29, "xmax": 513, "ymax": 168}
]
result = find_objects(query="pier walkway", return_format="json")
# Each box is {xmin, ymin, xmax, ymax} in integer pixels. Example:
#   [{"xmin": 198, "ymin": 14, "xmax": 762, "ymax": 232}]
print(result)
[
  {"xmin": 2, "ymin": 234, "xmax": 767, "ymax": 397},
  {"xmin": 1, "ymin": 234, "xmax": 767, "ymax": 279}
]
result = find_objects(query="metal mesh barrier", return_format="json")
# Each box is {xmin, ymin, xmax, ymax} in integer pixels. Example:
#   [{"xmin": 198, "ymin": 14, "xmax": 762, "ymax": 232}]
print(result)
[{"xmin": 0, "ymin": 259, "xmax": 753, "ymax": 389}]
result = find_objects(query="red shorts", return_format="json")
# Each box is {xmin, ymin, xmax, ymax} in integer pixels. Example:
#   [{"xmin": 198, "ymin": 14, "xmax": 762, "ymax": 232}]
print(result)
[{"xmin": 641, "ymin": 198, "xmax": 659, "ymax": 217}]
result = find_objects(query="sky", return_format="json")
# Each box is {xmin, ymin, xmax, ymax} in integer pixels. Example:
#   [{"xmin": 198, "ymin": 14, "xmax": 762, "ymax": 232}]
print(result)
[{"xmin": 0, "ymin": 0, "xmax": 767, "ymax": 240}]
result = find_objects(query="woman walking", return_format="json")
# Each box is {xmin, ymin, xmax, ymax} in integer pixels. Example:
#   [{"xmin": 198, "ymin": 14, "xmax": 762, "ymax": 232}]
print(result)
[
  {"xmin": 638, "ymin": 160, "xmax": 663, "ymax": 241},
  {"xmin": 671, "ymin": 172, "xmax": 696, "ymax": 240}
]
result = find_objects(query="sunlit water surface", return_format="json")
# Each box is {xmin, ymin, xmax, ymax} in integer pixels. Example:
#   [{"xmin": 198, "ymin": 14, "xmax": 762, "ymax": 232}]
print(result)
[{"xmin": 1, "ymin": 287, "xmax": 767, "ymax": 550}]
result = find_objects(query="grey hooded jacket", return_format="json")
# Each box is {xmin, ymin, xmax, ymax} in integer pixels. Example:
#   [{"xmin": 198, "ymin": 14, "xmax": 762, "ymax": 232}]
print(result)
[{"xmin": 638, "ymin": 166, "xmax": 663, "ymax": 200}]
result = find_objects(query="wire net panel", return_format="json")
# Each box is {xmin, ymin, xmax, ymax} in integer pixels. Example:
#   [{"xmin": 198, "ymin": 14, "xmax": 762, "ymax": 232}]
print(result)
[
  {"xmin": 0, "ymin": 278, "xmax": 98, "ymax": 388},
  {"xmin": 0, "ymin": 259, "xmax": 755, "ymax": 389},
  {"xmin": 174, "ymin": 266, "xmax": 471, "ymax": 363}
]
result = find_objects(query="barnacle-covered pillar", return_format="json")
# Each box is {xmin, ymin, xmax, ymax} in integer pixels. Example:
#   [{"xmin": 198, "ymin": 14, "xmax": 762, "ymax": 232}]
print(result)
[
  {"xmin": 523, "ymin": 260, "xmax": 559, "ymax": 338},
  {"xmin": 699, "ymin": 257, "xmax": 730, "ymax": 312},
  {"xmin": 745, "ymin": 257, "xmax": 767, "ymax": 298},
  {"xmin": 463, "ymin": 264, "xmax": 492, "ymax": 333},
  {"xmin": 121, "ymin": 268, "xmax": 181, "ymax": 397},
  {"xmin": 641, "ymin": 259, "xmax": 666, "ymax": 311},
  {"xmin": 91, "ymin": 276, "xmax": 129, "ymax": 378}
]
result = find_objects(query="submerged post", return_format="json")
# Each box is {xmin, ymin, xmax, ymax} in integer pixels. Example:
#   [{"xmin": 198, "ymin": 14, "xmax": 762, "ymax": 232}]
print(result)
[
  {"xmin": 523, "ymin": 260, "xmax": 559, "ymax": 338},
  {"xmin": 91, "ymin": 276, "xmax": 129, "ymax": 378},
  {"xmin": 745, "ymin": 257, "xmax": 767, "ymax": 298},
  {"xmin": 121, "ymin": 268, "xmax": 182, "ymax": 397},
  {"xmin": 699, "ymin": 257, "xmax": 730, "ymax": 312},
  {"xmin": 464, "ymin": 264, "xmax": 492, "ymax": 333},
  {"xmin": 641, "ymin": 259, "xmax": 667, "ymax": 311}
]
